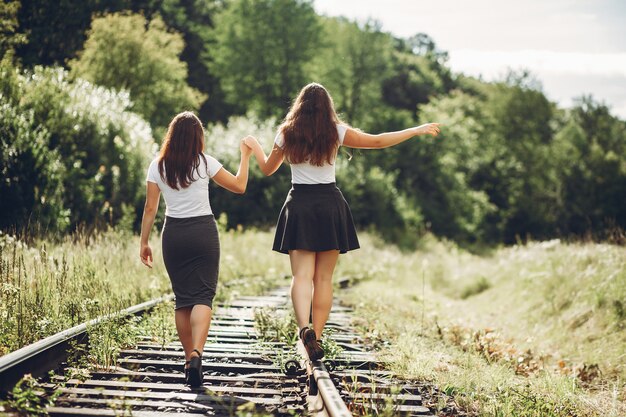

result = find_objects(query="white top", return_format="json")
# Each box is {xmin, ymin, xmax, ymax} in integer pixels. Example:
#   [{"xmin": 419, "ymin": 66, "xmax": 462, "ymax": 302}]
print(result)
[
  {"xmin": 146, "ymin": 154, "xmax": 223, "ymax": 218},
  {"xmin": 274, "ymin": 124, "xmax": 348, "ymax": 184}
]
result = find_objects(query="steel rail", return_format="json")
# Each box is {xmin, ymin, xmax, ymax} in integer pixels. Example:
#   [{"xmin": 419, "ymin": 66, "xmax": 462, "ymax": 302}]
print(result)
[
  {"xmin": 0, "ymin": 294, "xmax": 174, "ymax": 394},
  {"xmin": 297, "ymin": 341, "xmax": 352, "ymax": 417},
  {"xmin": 1, "ymin": 285, "xmax": 444, "ymax": 416}
]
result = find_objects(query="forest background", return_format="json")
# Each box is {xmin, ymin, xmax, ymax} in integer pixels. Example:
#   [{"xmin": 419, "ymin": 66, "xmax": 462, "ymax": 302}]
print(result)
[{"xmin": 1, "ymin": 0, "xmax": 625, "ymax": 247}]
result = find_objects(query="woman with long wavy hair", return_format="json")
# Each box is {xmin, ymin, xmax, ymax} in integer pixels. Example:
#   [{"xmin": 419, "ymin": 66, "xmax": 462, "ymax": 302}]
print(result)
[
  {"xmin": 139, "ymin": 111, "xmax": 253, "ymax": 386},
  {"xmin": 246, "ymin": 83, "xmax": 440, "ymax": 360}
]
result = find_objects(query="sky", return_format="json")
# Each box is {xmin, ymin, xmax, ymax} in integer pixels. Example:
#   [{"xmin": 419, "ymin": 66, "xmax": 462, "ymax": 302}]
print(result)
[{"xmin": 314, "ymin": 0, "xmax": 626, "ymax": 119}]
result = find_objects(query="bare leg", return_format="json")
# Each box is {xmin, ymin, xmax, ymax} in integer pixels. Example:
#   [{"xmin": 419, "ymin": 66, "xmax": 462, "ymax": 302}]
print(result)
[
  {"xmin": 189, "ymin": 304, "xmax": 213, "ymax": 357},
  {"xmin": 288, "ymin": 250, "xmax": 316, "ymax": 331},
  {"xmin": 312, "ymin": 250, "xmax": 339, "ymax": 339},
  {"xmin": 175, "ymin": 307, "xmax": 193, "ymax": 362}
]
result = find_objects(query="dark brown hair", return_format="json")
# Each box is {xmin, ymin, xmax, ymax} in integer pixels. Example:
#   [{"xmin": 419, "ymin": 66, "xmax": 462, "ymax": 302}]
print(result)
[
  {"xmin": 280, "ymin": 83, "xmax": 343, "ymax": 166},
  {"xmin": 158, "ymin": 111, "xmax": 207, "ymax": 190}
]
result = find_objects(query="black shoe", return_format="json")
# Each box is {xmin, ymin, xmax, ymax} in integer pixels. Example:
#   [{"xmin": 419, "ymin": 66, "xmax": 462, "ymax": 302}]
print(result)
[
  {"xmin": 187, "ymin": 349, "xmax": 203, "ymax": 387},
  {"xmin": 184, "ymin": 361, "xmax": 190, "ymax": 384},
  {"xmin": 300, "ymin": 328, "xmax": 324, "ymax": 361}
]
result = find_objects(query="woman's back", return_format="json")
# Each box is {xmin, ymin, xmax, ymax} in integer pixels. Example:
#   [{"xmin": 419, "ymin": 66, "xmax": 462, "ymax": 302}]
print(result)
[
  {"xmin": 275, "ymin": 124, "xmax": 347, "ymax": 184},
  {"xmin": 146, "ymin": 154, "xmax": 222, "ymax": 218}
]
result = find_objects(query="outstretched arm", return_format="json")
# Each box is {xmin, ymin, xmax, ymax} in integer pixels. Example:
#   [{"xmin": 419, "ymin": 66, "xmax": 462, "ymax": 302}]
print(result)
[
  {"xmin": 140, "ymin": 181, "xmax": 161, "ymax": 268},
  {"xmin": 245, "ymin": 136, "xmax": 284, "ymax": 176},
  {"xmin": 212, "ymin": 137, "xmax": 252, "ymax": 194},
  {"xmin": 342, "ymin": 123, "xmax": 440, "ymax": 149}
]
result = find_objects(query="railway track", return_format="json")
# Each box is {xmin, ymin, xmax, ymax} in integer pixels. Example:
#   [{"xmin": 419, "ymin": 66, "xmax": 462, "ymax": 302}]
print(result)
[{"xmin": 0, "ymin": 287, "xmax": 451, "ymax": 416}]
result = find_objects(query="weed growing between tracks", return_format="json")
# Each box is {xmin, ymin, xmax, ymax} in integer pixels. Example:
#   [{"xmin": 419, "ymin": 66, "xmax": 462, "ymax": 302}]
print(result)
[
  {"xmin": 82, "ymin": 300, "xmax": 177, "ymax": 371},
  {"xmin": 3, "ymin": 373, "xmax": 62, "ymax": 416},
  {"xmin": 253, "ymin": 306, "xmax": 300, "ymax": 372},
  {"xmin": 254, "ymin": 306, "xmax": 298, "ymax": 345},
  {"xmin": 340, "ymin": 373, "xmax": 408, "ymax": 417},
  {"xmin": 253, "ymin": 305, "xmax": 344, "ymax": 372}
]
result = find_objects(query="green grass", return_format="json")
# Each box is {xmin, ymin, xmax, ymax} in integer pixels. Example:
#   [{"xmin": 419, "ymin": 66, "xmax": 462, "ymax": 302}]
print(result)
[
  {"xmin": 339, "ymin": 235, "xmax": 626, "ymax": 416},
  {"xmin": 0, "ymin": 220, "xmax": 290, "ymax": 356},
  {"xmin": 3, "ymin": 227, "xmax": 624, "ymax": 416}
]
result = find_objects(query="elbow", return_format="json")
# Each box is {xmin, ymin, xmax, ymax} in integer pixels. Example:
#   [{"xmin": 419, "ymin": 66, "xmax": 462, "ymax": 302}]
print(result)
[
  {"xmin": 235, "ymin": 184, "xmax": 247, "ymax": 194},
  {"xmin": 143, "ymin": 202, "xmax": 158, "ymax": 215},
  {"xmin": 261, "ymin": 163, "xmax": 276, "ymax": 176},
  {"xmin": 361, "ymin": 133, "xmax": 385, "ymax": 149},
  {"xmin": 372, "ymin": 137, "xmax": 385, "ymax": 149}
]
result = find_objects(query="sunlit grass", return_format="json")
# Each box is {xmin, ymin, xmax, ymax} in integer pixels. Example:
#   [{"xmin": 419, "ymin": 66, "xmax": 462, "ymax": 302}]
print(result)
[
  {"xmin": 0, "ymin": 221, "xmax": 290, "ymax": 356},
  {"xmin": 0, "ymin": 228, "xmax": 168, "ymax": 355},
  {"xmin": 339, "ymin": 235, "xmax": 626, "ymax": 417},
  {"xmin": 2, "ymin": 226, "xmax": 624, "ymax": 416}
]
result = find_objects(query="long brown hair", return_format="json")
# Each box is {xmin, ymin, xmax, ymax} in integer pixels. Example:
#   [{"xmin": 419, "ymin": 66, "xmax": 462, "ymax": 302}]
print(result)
[
  {"xmin": 280, "ymin": 83, "xmax": 343, "ymax": 166},
  {"xmin": 158, "ymin": 111, "xmax": 207, "ymax": 190}
]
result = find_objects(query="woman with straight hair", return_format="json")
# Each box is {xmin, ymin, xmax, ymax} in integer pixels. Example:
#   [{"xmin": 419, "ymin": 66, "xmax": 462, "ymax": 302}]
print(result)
[
  {"xmin": 139, "ymin": 111, "xmax": 253, "ymax": 386},
  {"xmin": 245, "ymin": 83, "xmax": 440, "ymax": 360}
]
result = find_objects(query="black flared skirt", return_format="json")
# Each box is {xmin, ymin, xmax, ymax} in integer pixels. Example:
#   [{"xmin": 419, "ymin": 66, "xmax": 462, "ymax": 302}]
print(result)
[
  {"xmin": 161, "ymin": 214, "xmax": 220, "ymax": 309},
  {"xmin": 272, "ymin": 183, "xmax": 360, "ymax": 254}
]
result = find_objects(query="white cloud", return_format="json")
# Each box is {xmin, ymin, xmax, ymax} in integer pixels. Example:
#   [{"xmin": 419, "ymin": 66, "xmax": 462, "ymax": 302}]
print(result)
[
  {"xmin": 448, "ymin": 49, "xmax": 626, "ymax": 78},
  {"xmin": 314, "ymin": 0, "xmax": 626, "ymax": 53},
  {"xmin": 447, "ymin": 49, "xmax": 626, "ymax": 119}
]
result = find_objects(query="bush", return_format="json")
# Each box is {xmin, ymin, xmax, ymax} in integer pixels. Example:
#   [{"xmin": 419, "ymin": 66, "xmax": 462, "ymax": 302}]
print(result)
[
  {"xmin": 0, "ymin": 63, "xmax": 155, "ymax": 234},
  {"xmin": 0, "ymin": 102, "xmax": 67, "ymax": 232},
  {"xmin": 337, "ymin": 159, "xmax": 425, "ymax": 249}
]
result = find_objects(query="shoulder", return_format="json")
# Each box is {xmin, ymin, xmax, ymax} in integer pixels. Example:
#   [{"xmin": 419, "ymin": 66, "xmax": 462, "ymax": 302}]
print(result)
[
  {"xmin": 274, "ymin": 129, "xmax": 285, "ymax": 148},
  {"xmin": 202, "ymin": 153, "xmax": 223, "ymax": 177},
  {"xmin": 202, "ymin": 153, "xmax": 220, "ymax": 164},
  {"xmin": 336, "ymin": 123, "xmax": 348, "ymax": 144},
  {"xmin": 148, "ymin": 158, "xmax": 160, "ymax": 171},
  {"xmin": 146, "ymin": 157, "xmax": 161, "ymax": 182}
]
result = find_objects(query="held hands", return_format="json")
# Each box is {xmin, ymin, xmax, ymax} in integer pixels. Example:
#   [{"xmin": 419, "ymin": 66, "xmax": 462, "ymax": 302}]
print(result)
[
  {"xmin": 240, "ymin": 135, "xmax": 254, "ymax": 157},
  {"xmin": 140, "ymin": 244, "xmax": 153, "ymax": 268},
  {"xmin": 243, "ymin": 135, "xmax": 262, "ymax": 152},
  {"xmin": 414, "ymin": 123, "xmax": 441, "ymax": 137}
]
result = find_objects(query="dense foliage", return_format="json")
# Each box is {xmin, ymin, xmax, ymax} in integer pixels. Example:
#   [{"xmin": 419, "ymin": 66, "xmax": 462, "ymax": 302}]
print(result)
[
  {"xmin": 70, "ymin": 12, "xmax": 205, "ymax": 132},
  {"xmin": 0, "ymin": 0, "xmax": 25, "ymax": 58},
  {"xmin": 210, "ymin": 0, "xmax": 322, "ymax": 118},
  {"xmin": 2, "ymin": 0, "xmax": 625, "ymax": 245},
  {"xmin": 0, "ymin": 63, "xmax": 154, "ymax": 233}
]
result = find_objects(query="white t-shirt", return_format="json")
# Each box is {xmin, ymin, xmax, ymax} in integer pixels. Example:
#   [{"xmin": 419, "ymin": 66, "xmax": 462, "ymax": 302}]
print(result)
[
  {"xmin": 274, "ymin": 124, "xmax": 348, "ymax": 184},
  {"xmin": 146, "ymin": 154, "xmax": 223, "ymax": 218}
]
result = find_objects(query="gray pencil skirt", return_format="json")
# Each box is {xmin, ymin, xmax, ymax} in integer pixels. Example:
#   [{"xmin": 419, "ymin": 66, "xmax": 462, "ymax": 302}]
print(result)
[{"xmin": 161, "ymin": 214, "xmax": 219, "ymax": 310}]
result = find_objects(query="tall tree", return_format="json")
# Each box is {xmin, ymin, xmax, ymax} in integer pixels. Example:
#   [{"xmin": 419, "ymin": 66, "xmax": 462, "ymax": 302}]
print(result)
[
  {"xmin": 374, "ymin": 89, "xmax": 495, "ymax": 242},
  {"xmin": 482, "ymin": 74, "xmax": 558, "ymax": 242},
  {"xmin": 15, "ymin": 0, "xmax": 227, "ymax": 121},
  {"xmin": 15, "ymin": 0, "xmax": 140, "ymax": 66},
  {"xmin": 382, "ymin": 33, "xmax": 455, "ymax": 115},
  {"xmin": 70, "ymin": 12, "xmax": 205, "ymax": 131},
  {"xmin": 158, "ymin": 0, "xmax": 231, "ymax": 122},
  {"xmin": 555, "ymin": 96, "xmax": 626, "ymax": 236},
  {"xmin": 210, "ymin": 0, "xmax": 321, "ymax": 118},
  {"xmin": 313, "ymin": 17, "xmax": 393, "ymax": 128},
  {"xmin": 0, "ymin": 0, "xmax": 26, "ymax": 59}
]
